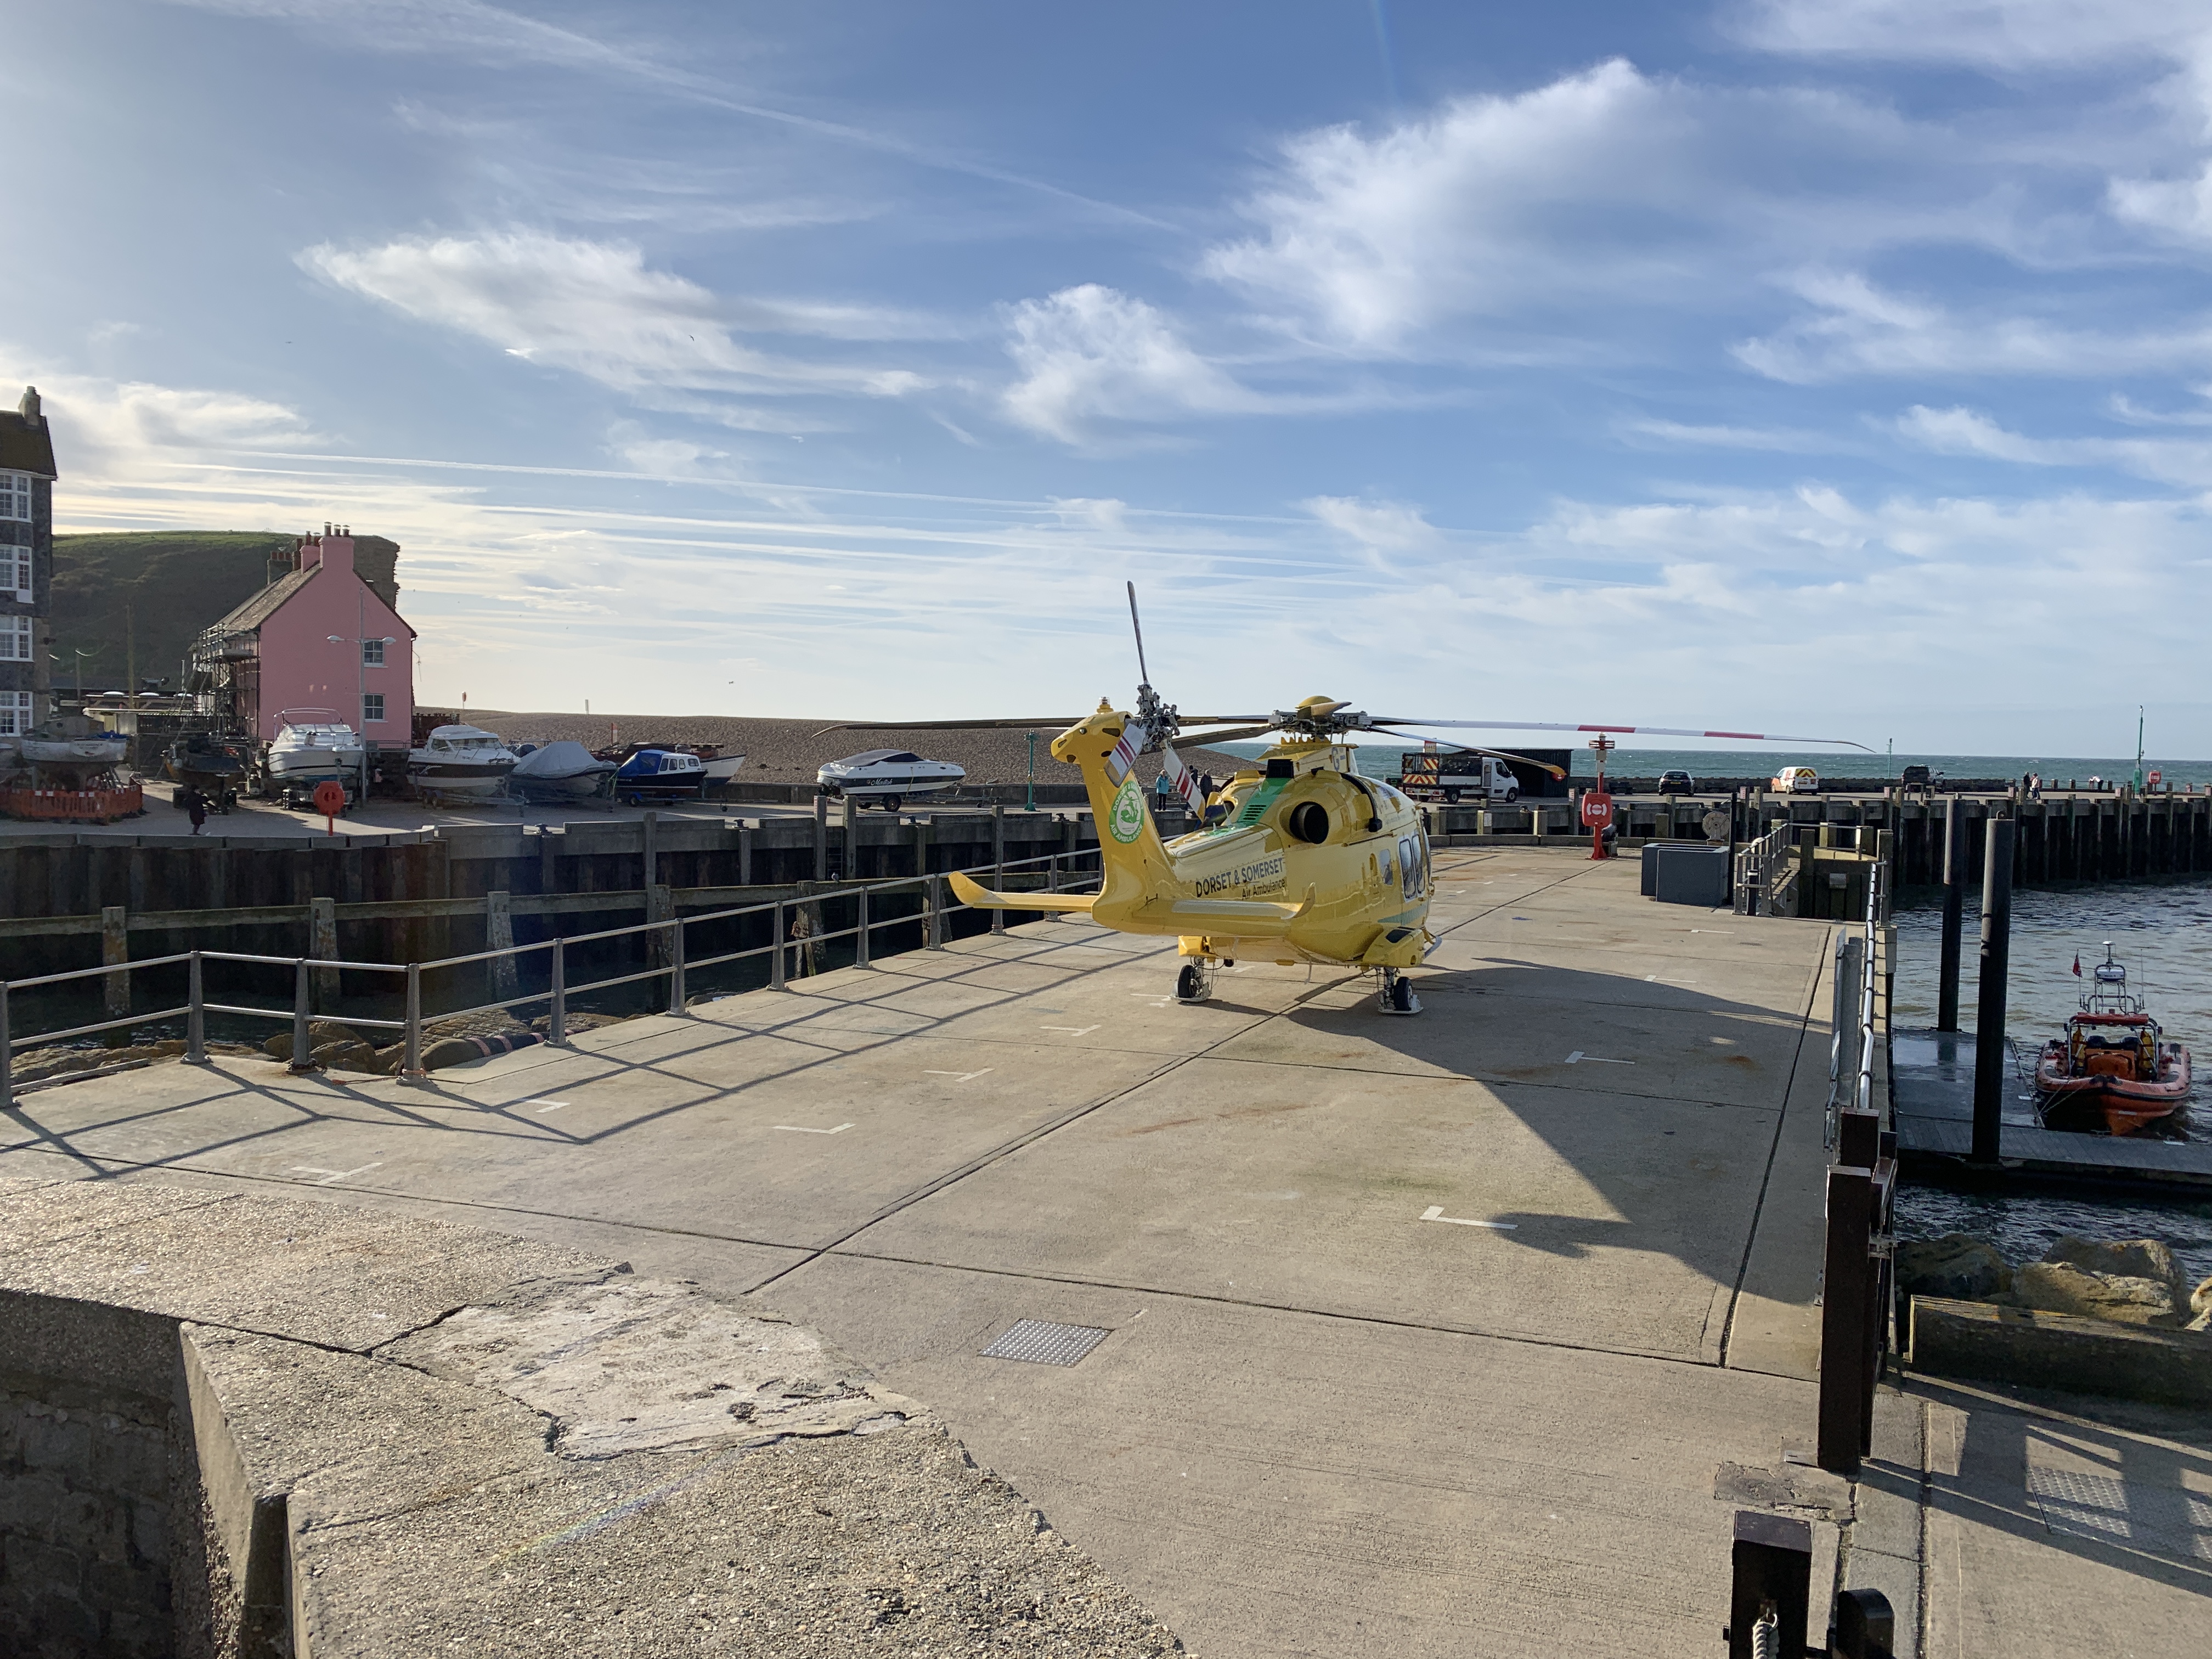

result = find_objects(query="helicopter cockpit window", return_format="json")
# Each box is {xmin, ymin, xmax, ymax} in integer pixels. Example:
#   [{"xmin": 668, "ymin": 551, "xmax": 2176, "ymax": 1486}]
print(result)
[
  {"xmin": 1379, "ymin": 844, "xmax": 1395, "ymax": 885},
  {"xmin": 1287, "ymin": 801, "xmax": 1330, "ymax": 844},
  {"xmin": 1398, "ymin": 836, "xmax": 1426, "ymax": 899}
]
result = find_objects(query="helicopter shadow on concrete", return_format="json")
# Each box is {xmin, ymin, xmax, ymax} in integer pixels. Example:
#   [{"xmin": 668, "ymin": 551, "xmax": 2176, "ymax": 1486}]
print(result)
[{"xmin": 1186, "ymin": 941, "xmax": 1826, "ymax": 1349}]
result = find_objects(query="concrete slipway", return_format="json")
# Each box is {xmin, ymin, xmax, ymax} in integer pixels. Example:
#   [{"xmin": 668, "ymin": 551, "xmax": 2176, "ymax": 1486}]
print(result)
[{"xmin": 5, "ymin": 849, "xmax": 2207, "ymax": 1655}]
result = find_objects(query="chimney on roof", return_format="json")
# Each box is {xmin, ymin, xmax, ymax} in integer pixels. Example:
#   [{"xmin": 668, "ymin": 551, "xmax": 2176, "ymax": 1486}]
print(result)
[{"xmin": 18, "ymin": 387, "xmax": 39, "ymax": 424}]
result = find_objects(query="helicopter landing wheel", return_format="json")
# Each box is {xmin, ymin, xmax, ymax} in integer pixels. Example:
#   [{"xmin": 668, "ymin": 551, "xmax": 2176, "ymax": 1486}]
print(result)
[
  {"xmin": 1378, "ymin": 969, "xmax": 1421, "ymax": 1017},
  {"xmin": 1174, "ymin": 960, "xmax": 1214, "ymax": 1005}
]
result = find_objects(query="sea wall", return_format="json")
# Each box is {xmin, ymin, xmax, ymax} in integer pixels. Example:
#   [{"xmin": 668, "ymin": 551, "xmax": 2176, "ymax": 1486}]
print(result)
[{"xmin": 0, "ymin": 1177, "xmax": 1183, "ymax": 1659}]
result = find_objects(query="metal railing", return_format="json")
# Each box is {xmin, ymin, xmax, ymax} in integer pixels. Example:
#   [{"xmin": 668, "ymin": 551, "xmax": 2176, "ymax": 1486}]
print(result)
[
  {"xmin": 0, "ymin": 845, "xmax": 1102, "ymax": 1108},
  {"xmin": 1824, "ymin": 849, "xmax": 1888, "ymax": 1151},
  {"xmin": 1733, "ymin": 820, "xmax": 1796, "ymax": 915}
]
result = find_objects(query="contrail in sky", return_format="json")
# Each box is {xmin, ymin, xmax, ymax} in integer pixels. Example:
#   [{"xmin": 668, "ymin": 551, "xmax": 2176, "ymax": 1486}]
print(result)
[{"xmin": 1368, "ymin": 0, "xmax": 1401, "ymax": 110}]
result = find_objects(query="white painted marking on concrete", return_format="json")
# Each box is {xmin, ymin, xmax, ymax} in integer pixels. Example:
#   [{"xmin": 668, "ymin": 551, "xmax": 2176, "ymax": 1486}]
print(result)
[
  {"xmin": 1420, "ymin": 1206, "xmax": 1517, "ymax": 1230},
  {"xmin": 526, "ymin": 1098, "xmax": 569, "ymax": 1113},
  {"xmin": 1041, "ymin": 1024, "xmax": 1101, "ymax": 1036},
  {"xmin": 924, "ymin": 1068, "xmax": 995, "ymax": 1083},
  {"xmin": 1564, "ymin": 1051, "xmax": 1633, "ymax": 1065},
  {"xmin": 774, "ymin": 1122, "xmax": 855, "ymax": 1135},
  {"xmin": 290, "ymin": 1162, "xmax": 383, "ymax": 1186}
]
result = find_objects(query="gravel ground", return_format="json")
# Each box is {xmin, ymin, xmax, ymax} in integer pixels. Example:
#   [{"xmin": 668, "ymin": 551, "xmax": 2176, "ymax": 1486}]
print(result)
[{"xmin": 465, "ymin": 710, "xmax": 1250, "ymax": 792}]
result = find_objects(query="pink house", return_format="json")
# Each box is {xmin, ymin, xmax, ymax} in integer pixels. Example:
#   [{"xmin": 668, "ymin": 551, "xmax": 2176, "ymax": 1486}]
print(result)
[{"xmin": 199, "ymin": 528, "xmax": 416, "ymax": 746}]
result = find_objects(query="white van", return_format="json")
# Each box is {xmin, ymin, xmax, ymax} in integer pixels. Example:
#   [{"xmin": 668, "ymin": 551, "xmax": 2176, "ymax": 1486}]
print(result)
[
  {"xmin": 1773, "ymin": 766, "xmax": 1820, "ymax": 795},
  {"xmin": 1402, "ymin": 749, "xmax": 1521, "ymax": 804}
]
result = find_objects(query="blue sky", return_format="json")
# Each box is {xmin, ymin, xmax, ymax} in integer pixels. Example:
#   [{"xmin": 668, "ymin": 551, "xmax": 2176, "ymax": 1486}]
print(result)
[{"xmin": 14, "ymin": 1, "xmax": 2212, "ymax": 754}]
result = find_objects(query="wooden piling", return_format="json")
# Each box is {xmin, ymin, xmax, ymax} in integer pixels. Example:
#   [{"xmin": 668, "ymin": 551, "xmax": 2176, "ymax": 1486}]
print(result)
[
  {"xmin": 486, "ymin": 890, "xmax": 518, "ymax": 999},
  {"xmin": 309, "ymin": 896, "xmax": 338, "ymax": 1005},
  {"xmin": 101, "ymin": 905, "xmax": 128, "ymax": 1031}
]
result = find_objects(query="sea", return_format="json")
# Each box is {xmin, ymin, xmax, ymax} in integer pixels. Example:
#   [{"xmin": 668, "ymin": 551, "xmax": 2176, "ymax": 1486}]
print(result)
[{"xmin": 1889, "ymin": 879, "xmax": 2212, "ymax": 1285}]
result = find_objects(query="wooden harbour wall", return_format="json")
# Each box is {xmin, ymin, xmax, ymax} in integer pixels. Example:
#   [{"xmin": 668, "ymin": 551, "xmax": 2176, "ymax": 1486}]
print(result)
[{"xmin": 0, "ymin": 808, "xmax": 1105, "ymax": 975}]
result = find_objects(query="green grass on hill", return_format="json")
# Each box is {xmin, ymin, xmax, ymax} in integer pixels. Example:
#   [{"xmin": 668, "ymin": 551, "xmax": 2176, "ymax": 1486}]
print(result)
[{"xmin": 47, "ymin": 532, "xmax": 398, "ymax": 694}]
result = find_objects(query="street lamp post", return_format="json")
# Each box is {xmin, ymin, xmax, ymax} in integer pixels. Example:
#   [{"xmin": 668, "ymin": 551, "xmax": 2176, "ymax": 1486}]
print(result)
[{"xmin": 1025, "ymin": 731, "xmax": 1039, "ymax": 814}]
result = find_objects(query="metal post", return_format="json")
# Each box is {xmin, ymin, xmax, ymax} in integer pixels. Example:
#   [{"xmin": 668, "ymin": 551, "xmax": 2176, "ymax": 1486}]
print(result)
[
  {"xmin": 855, "ymin": 886, "xmax": 871, "ymax": 968},
  {"xmin": 186, "ymin": 951, "xmax": 206, "ymax": 1063},
  {"xmin": 0, "ymin": 982, "xmax": 12, "ymax": 1111},
  {"xmin": 309, "ymin": 895, "xmax": 338, "ymax": 1006},
  {"xmin": 771, "ymin": 899, "xmax": 787, "ymax": 989},
  {"xmin": 1937, "ymin": 797, "xmax": 1966, "ymax": 1031},
  {"xmin": 402, "ymin": 962, "xmax": 424, "ymax": 1081},
  {"xmin": 667, "ymin": 914, "xmax": 687, "ymax": 1013},
  {"xmin": 290, "ymin": 958, "xmax": 313, "ymax": 1071},
  {"xmin": 1047, "ymin": 854, "xmax": 1058, "ymax": 894},
  {"xmin": 1726, "ymin": 1510, "xmax": 1812, "ymax": 1659},
  {"xmin": 549, "ymin": 938, "xmax": 567, "ymax": 1045},
  {"xmin": 812, "ymin": 792, "xmax": 827, "ymax": 881},
  {"xmin": 1817, "ymin": 1161, "xmax": 1875, "ymax": 1472},
  {"xmin": 927, "ymin": 873, "xmax": 944, "ymax": 949},
  {"xmin": 1971, "ymin": 815, "xmax": 2015, "ymax": 1163}
]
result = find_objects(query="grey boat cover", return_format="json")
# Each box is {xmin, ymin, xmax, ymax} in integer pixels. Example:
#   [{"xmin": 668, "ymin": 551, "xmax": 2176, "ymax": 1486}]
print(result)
[{"xmin": 511, "ymin": 740, "xmax": 614, "ymax": 782}]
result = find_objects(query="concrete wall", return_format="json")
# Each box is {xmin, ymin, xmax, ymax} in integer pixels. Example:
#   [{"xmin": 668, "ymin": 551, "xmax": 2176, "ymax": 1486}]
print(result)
[{"xmin": 0, "ymin": 1178, "xmax": 1184, "ymax": 1659}]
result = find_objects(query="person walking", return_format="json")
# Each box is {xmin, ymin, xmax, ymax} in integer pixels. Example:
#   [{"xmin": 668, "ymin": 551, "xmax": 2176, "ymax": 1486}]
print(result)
[{"xmin": 182, "ymin": 785, "xmax": 207, "ymax": 836}]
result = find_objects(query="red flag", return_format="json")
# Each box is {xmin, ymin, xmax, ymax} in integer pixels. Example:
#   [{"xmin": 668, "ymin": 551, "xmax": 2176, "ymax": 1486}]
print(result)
[{"xmin": 2072, "ymin": 953, "xmax": 2082, "ymax": 977}]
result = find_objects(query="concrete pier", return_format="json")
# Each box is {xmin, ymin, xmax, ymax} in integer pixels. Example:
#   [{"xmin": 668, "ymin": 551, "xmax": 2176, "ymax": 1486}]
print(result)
[{"xmin": 2, "ymin": 849, "xmax": 2200, "ymax": 1656}]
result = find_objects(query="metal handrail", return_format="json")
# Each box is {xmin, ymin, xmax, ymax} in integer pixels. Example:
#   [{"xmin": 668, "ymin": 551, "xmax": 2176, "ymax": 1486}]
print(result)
[{"xmin": 0, "ymin": 842, "xmax": 1104, "ymax": 1105}]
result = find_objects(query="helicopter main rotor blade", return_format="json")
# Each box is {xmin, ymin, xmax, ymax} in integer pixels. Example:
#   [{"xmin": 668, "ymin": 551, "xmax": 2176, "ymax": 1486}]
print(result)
[
  {"xmin": 1424, "ymin": 742, "xmax": 1569, "ymax": 779},
  {"xmin": 1172, "ymin": 724, "xmax": 1279, "ymax": 746},
  {"xmin": 1126, "ymin": 581, "xmax": 1152, "ymax": 689},
  {"xmin": 812, "ymin": 718, "xmax": 1085, "ymax": 735},
  {"xmin": 1370, "ymin": 719, "xmax": 1871, "ymax": 751}
]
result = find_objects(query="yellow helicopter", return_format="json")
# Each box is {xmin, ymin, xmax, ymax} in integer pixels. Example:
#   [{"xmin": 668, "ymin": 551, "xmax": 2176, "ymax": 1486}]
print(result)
[{"xmin": 833, "ymin": 586, "xmax": 1865, "ymax": 1014}]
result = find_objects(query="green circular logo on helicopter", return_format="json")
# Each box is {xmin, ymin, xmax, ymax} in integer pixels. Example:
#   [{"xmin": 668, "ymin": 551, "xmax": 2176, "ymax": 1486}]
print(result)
[{"xmin": 1108, "ymin": 776, "xmax": 1147, "ymax": 844}]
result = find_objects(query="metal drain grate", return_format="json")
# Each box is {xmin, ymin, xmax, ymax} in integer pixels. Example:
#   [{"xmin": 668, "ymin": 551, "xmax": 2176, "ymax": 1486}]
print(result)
[{"xmin": 980, "ymin": 1319, "xmax": 1110, "ymax": 1367}]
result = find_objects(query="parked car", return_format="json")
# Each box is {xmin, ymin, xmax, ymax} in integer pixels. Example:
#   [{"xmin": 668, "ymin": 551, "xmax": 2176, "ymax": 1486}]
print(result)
[
  {"xmin": 1773, "ymin": 766, "xmax": 1820, "ymax": 794},
  {"xmin": 1899, "ymin": 764, "xmax": 1932, "ymax": 788},
  {"xmin": 1656, "ymin": 769, "xmax": 1696, "ymax": 793}
]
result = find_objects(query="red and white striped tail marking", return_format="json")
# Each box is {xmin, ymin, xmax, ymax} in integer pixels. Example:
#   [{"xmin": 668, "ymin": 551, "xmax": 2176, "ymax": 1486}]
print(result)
[
  {"xmin": 1160, "ymin": 742, "xmax": 1204, "ymax": 812},
  {"xmin": 1107, "ymin": 721, "xmax": 1149, "ymax": 782}
]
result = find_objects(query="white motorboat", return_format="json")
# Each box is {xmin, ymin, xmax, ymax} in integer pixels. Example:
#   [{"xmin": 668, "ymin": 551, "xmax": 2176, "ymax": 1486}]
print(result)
[
  {"xmin": 816, "ymin": 748, "xmax": 964, "ymax": 807},
  {"xmin": 511, "ymin": 740, "xmax": 617, "ymax": 801},
  {"xmin": 266, "ymin": 712, "xmax": 365, "ymax": 796},
  {"xmin": 408, "ymin": 724, "xmax": 521, "ymax": 799},
  {"xmin": 20, "ymin": 717, "xmax": 130, "ymax": 786}
]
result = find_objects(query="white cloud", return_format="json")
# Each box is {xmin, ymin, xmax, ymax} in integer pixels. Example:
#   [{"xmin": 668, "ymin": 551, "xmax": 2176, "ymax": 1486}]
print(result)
[
  {"xmin": 0, "ymin": 353, "xmax": 320, "ymax": 481},
  {"xmin": 1000, "ymin": 285, "xmax": 1262, "ymax": 444},
  {"xmin": 1621, "ymin": 419, "xmax": 1843, "ymax": 453},
  {"xmin": 1734, "ymin": 2, "xmax": 2208, "ymax": 69},
  {"xmin": 300, "ymin": 230, "xmax": 930, "ymax": 404},
  {"xmin": 1302, "ymin": 496, "xmax": 1443, "ymax": 562},
  {"xmin": 1198, "ymin": 60, "xmax": 1991, "ymax": 353},
  {"xmin": 1897, "ymin": 403, "xmax": 2212, "ymax": 484},
  {"xmin": 1733, "ymin": 270, "xmax": 2212, "ymax": 381}
]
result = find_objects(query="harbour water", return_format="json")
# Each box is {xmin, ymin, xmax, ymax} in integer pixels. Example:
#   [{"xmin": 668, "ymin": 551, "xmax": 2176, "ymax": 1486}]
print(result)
[{"xmin": 1890, "ymin": 877, "xmax": 2212, "ymax": 1284}]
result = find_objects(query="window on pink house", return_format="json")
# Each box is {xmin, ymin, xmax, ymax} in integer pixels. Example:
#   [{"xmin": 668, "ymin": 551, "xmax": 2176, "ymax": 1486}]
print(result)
[{"xmin": 363, "ymin": 693, "xmax": 386, "ymax": 725}]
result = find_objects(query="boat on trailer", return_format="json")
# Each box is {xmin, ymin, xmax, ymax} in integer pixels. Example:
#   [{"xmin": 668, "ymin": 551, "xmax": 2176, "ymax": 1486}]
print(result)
[
  {"xmin": 510, "ymin": 740, "xmax": 617, "ymax": 801},
  {"xmin": 816, "ymin": 748, "xmax": 964, "ymax": 808},
  {"xmin": 2033, "ymin": 945, "xmax": 2193, "ymax": 1135},
  {"xmin": 20, "ymin": 716, "xmax": 130, "ymax": 786},
  {"xmin": 408, "ymin": 724, "xmax": 521, "ymax": 800},
  {"xmin": 614, "ymin": 748, "xmax": 705, "ymax": 802}
]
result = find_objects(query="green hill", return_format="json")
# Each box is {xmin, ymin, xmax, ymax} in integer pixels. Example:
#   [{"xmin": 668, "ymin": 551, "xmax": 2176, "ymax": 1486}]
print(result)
[{"xmin": 47, "ymin": 532, "xmax": 398, "ymax": 695}]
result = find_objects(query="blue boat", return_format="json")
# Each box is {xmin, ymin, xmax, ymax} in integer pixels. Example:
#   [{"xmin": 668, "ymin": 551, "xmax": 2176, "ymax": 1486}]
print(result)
[{"xmin": 613, "ymin": 748, "xmax": 706, "ymax": 803}]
